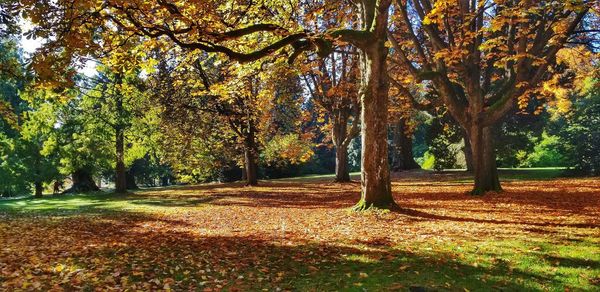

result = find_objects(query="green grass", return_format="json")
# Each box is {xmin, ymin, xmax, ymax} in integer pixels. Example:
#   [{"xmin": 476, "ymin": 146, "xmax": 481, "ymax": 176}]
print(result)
[
  {"xmin": 259, "ymin": 235, "xmax": 600, "ymax": 291},
  {"xmin": 0, "ymin": 191, "xmax": 208, "ymax": 215},
  {"xmin": 1, "ymin": 171, "xmax": 598, "ymax": 291}
]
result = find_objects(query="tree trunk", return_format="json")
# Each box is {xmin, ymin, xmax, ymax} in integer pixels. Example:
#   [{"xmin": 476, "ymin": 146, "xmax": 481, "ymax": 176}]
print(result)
[
  {"xmin": 161, "ymin": 176, "xmax": 170, "ymax": 186},
  {"xmin": 392, "ymin": 119, "xmax": 420, "ymax": 171},
  {"xmin": 464, "ymin": 131, "xmax": 474, "ymax": 171},
  {"xmin": 469, "ymin": 125, "xmax": 501, "ymax": 195},
  {"xmin": 242, "ymin": 114, "xmax": 259, "ymax": 186},
  {"xmin": 332, "ymin": 109, "xmax": 352, "ymax": 182},
  {"xmin": 126, "ymin": 169, "xmax": 138, "ymax": 190},
  {"xmin": 64, "ymin": 169, "xmax": 99, "ymax": 193},
  {"xmin": 241, "ymin": 166, "xmax": 247, "ymax": 182},
  {"xmin": 353, "ymin": 1, "xmax": 397, "ymax": 210},
  {"xmin": 115, "ymin": 126, "xmax": 127, "ymax": 193},
  {"xmin": 34, "ymin": 181, "xmax": 43, "ymax": 198},
  {"xmin": 244, "ymin": 145, "xmax": 258, "ymax": 186},
  {"xmin": 335, "ymin": 144, "xmax": 351, "ymax": 182}
]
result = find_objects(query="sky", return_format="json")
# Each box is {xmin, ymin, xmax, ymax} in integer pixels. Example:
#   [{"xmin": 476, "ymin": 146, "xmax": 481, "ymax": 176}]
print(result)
[{"xmin": 19, "ymin": 20, "xmax": 97, "ymax": 77}]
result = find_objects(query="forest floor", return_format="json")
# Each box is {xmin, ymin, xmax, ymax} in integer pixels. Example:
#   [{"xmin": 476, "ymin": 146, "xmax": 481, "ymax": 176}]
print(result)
[{"xmin": 1, "ymin": 170, "xmax": 599, "ymax": 291}]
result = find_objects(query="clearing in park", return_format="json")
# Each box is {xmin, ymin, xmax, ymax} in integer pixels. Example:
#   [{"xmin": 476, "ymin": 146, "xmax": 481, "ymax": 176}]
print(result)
[{"xmin": 1, "ymin": 170, "xmax": 599, "ymax": 291}]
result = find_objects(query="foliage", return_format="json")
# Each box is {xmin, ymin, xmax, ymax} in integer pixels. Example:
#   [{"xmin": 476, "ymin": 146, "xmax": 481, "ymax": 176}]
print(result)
[
  {"xmin": 262, "ymin": 134, "xmax": 313, "ymax": 167},
  {"xmin": 520, "ymin": 132, "xmax": 568, "ymax": 168},
  {"xmin": 495, "ymin": 113, "xmax": 545, "ymax": 168},
  {"xmin": 423, "ymin": 113, "xmax": 462, "ymax": 171},
  {"xmin": 556, "ymin": 74, "xmax": 600, "ymax": 174}
]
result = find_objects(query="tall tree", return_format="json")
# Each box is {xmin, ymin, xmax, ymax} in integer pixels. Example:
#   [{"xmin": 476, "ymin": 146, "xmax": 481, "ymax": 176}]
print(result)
[
  {"xmin": 21, "ymin": 0, "xmax": 399, "ymax": 209},
  {"xmin": 154, "ymin": 49, "xmax": 309, "ymax": 186},
  {"xmin": 81, "ymin": 66, "xmax": 151, "ymax": 193},
  {"xmin": 302, "ymin": 47, "xmax": 360, "ymax": 182},
  {"xmin": 390, "ymin": 0, "xmax": 593, "ymax": 194}
]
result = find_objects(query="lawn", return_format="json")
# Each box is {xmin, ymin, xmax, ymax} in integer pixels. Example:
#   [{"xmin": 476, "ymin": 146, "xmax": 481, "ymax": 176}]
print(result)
[{"xmin": 1, "ymin": 170, "xmax": 599, "ymax": 291}]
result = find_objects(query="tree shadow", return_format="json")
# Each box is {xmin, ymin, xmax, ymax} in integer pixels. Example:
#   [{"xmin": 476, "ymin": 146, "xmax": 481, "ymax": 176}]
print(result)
[
  {"xmin": 0, "ymin": 213, "xmax": 575, "ymax": 291},
  {"xmin": 543, "ymin": 255, "xmax": 600, "ymax": 270},
  {"xmin": 396, "ymin": 207, "xmax": 598, "ymax": 229},
  {"xmin": 131, "ymin": 181, "xmax": 360, "ymax": 209},
  {"xmin": 129, "ymin": 196, "xmax": 217, "ymax": 207}
]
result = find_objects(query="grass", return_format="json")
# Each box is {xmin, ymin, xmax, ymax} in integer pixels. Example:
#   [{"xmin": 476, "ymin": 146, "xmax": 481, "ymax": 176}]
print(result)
[{"xmin": 1, "ymin": 170, "xmax": 599, "ymax": 291}]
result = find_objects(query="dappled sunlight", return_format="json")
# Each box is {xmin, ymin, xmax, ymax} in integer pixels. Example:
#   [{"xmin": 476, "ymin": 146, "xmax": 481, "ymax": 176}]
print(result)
[{"xmin": 1, "ymin": 173, "xmax": 599, "ymax": 290}]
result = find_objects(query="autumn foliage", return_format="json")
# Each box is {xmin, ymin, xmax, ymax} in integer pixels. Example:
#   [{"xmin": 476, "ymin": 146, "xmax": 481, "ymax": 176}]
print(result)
[{"xmin": 1, "ymin": 172, "xmax": 599, "ymax": 290}]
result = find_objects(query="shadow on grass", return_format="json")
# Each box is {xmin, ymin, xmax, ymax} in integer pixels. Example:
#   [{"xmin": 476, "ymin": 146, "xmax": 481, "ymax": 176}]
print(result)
[
  {"xmin": 0, "ymin": 213, "xmax": 575, "ymax": 291},
  {"xmin": 543, "ymin": 255, "xmax": 600, "ymax": 270},
  {"xmin": 129, "ymin": 196, "xmax": 217, "ymax": 207},
  {"xmin": 397, "ymin": 207, "xmax": 599, "ymax": 228}
]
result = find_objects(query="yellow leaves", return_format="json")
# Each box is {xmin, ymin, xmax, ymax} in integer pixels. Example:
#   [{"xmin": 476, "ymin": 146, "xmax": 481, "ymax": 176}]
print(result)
[
  {"xmin": 433, "ymin": 48, "xmax": 467, "ymax": 69},
  {"xmin": 54, "ymin": 263, "xmax": 66, "ymax": 273},
  {"xmin": 517, "ymin": 94, "xmax": 530, "ymax": 111},
  {"xmin": 423, "ymin": 0, "xmax": 452, "ymax": 26},
  {"xmin": 422, "ymin": 16, "xmax": 433, "ymax": 26},
  {"xmin": 479, "ymin": 38, "xmax": 508, "ymax": 53},
  {"xmin": 263, "ymin": 134, "xmax": 314, "ymax": 166}
]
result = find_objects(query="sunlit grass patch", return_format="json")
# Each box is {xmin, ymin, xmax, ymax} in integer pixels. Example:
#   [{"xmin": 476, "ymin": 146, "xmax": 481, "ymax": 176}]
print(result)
[{"xmin": 0, "ymin": 172, "xmax": 598, "ymax": 290}]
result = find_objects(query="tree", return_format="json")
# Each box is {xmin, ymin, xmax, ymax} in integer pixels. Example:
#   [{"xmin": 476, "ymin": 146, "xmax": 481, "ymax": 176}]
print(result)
[
  {"xmin": 21, "ymin": 0, "xmax": 402, "ymax": 209},
  {"xmin": 0, "ymin": 0, "xmax": 19, "ymax": 38},
  {"xmin": 153, "ymin": 49, "xmax": 309, "ymax": 186},
  {"xmin": 560, "ymin": 77, "xmax": 600, "ymax": 174},
  {"xmin": 387, "ymin": 71, "xmax": 431, "ymax": 171},
  {"xmin": 548, "ymin": 48, "xmax": 600, "ymax": 174},
  {"xmin": 19, "ymin": 91, "xmax": 62, "ymax": 197},
  {"xmin": 302, "ymin": 47, "xmax": 360, "ymax": 182},
  {"xmin": 390, "ymin": 0, "xmax": 593, "ymax": 194},
  {"xmin": 80, "ymin": 65, "xmax": 152, "ymax": 193},
  {"xmin": 1, "ymin": 37, "xmax": 63, "ymax": 197}
]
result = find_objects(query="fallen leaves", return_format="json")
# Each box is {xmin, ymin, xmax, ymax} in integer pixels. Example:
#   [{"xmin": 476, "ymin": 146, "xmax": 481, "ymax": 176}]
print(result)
[{"xmin": 0, "ymin": 173, "xmax": 599, "ymax": 290}]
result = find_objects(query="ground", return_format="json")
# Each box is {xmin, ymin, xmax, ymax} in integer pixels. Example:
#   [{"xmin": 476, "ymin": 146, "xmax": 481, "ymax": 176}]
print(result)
[{"xmin": 1, "ymin": 170, "xmax": 599, "ymax": 291}]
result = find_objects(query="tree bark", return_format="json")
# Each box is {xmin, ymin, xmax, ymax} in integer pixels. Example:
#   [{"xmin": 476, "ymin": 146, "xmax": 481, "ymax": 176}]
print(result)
[
  {"xmin": 34, "ymin": 181, "xmax": 43, "ymax": 198},
  {"xmin": 64, "ymin": 169, "xmax": 99, "ymax": 193},
  {"xmin": 353, "ymin": 0, "xmax": 397, "ymax": 210},
  {"xmin": 244, "ymin": 145, "xmax": 258, "ymax": 186},
  {"xmin": 243, "ymin": 123, "xmax": 259, "ymax": 186},
  {"xmin": 161, "ymin": 176, "xmax": 170, "ymax": 187},
  {"xmin": 335, "ymin": 144, "xmax": 351, "ymax": 182},
  {"xmin": 469, "ymin": 125, "xmax": 501, "ymax": 195},
  {"xmin": 126, "ymin": 169, "xmax": 138, "ymax": 190},
  {"xmin": 115, "ymin": 126, "xmax": 127, "ymax": 193},
  {"xmin": 391, "ymin": 118, "xmax": 420, "ymax": 171},
  {"xmin": 332, "ymin": 108, "xmax": 353, "ymax": 182},
  {"xmin": 463, "ymin": 131, "xmax": 474, "ymax": 171}
]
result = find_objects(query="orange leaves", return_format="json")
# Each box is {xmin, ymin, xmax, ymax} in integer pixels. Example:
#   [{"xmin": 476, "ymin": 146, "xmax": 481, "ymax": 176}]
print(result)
[
  {"xmin": 1, "ymin": 174, "xmax": 599, "ymax": 290},
  {"xmin": 422, "ymin": 0, "xmax": 454, "ymax": 26}
]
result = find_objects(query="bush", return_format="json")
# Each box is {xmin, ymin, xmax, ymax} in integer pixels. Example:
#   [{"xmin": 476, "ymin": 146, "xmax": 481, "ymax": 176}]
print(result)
[{"xmin": 520, "ymin": 132, "xmax": 567, "ymax": 167}]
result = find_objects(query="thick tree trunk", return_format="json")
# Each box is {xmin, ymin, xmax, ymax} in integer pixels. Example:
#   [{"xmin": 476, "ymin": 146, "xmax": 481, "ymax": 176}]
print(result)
[
  {"xmin": 464, "ymin": 131, "xmax": 474, "ymax": 171},
  {"xmin": 241, "ymin": 165, "xmax": 247, "ymax": 182},
  {"xmin": 244, "ymin": 146, "xmax": 258, "ymax": 186},
  {"xmin": 469, "ymin": 125, "xmax": 501, "ymax": 195},
  {"xmin": 392, "ymin": 119, "xmax": 420, "ymax": 171},
  {"xmin": 64, "ymin": 169, "xmax": 99, "ymax": 193},
  {"xmin": 353, "ymin": 2, "xmax": 397, "ymax": 210},
  {"xmin": 126, "ymin": 169, "xmax": 138, "ymax": 190},
  {"xmin": 332, "ymin": 109, "xmax": 352, "ymax": 182},
  {"xmin": 243, "ymin": 127, "xmax": 259, "ymax": 186},
  {"xmin": 161, "ymin": 176, "xmax": 170, "ymax": 187},
  {"xmin": 34, "ymin": 181, "xmax": 43, "ymax": 198},
  {"xmin": 335, "ymin": 144, "xmax": 351, "ymax": 182},
  {"xmin": 115, "ymin": 127, "xmax": 127, "ymax": 193}
]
